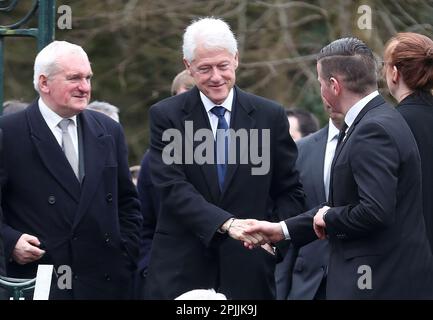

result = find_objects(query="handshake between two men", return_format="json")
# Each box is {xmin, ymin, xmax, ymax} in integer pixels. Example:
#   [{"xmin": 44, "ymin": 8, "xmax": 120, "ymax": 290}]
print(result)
[{"xmin": 222, "ymin": 206, "xmax": 331, "ymax": 250}]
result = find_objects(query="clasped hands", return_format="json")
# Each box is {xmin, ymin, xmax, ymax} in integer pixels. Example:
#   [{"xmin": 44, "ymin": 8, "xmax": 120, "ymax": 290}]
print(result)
[{"xmin": 226, "ymin": 206, "xmax": 330, "ymax": 250}]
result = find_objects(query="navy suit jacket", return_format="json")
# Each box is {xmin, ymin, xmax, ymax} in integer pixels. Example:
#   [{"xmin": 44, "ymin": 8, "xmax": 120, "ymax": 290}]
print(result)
[
  {"xmin": 144, "ymin": 86, "xmax": 305, "ymax": 299},
  {"xmin": 0, "ymin": 129, "xmax": 5, "ymax": 276},
  {"xmin": 285, "ymin": 95, "xmax": 433, "ymax": 299},
  {"xmin": 0, "ymin": 101, "xmax": 142, "ymax": 299},
  {"xmin": 136, "ymin": 150, "xmax": 159, "ymax": 277}
]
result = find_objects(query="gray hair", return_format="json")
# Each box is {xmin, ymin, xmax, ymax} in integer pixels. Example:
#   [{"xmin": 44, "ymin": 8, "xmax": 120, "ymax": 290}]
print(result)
[
  {"xmin": 182, "ymin": 17, "xmax": 238, "ymax": 63},
  {"xmin": 2, "ymin": 100, "xmax": 28, "ymax": 115},
  {"xmin": 87, "ymin": 100, "xmax": 120, "ymax": 122},
  {"xmin": 33, "ymin": 40, "xmax": 89, "ymax": 93}
]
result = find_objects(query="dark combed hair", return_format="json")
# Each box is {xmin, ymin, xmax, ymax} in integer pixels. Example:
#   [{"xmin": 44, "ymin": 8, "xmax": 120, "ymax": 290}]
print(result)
[
  {"xmin": 384, "ymin": 32, "xmax": 433, "ymax": 92},
  {"xmin": 317, "ymin": 37, "xmax": 377, "ymax": 94},
  {"xmin": 285, "ymin": 108, "xmax": 320, "ymax": 137}
]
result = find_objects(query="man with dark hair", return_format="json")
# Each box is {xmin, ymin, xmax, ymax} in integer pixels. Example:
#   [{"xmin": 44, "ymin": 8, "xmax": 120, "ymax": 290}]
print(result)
[
  {"xmin": 245, "ymin": 37, "xmax": 433, "ymax": 299},
  {"xmin": 285, "ymin": 108, "xmax": 319, "ymax": 141}
]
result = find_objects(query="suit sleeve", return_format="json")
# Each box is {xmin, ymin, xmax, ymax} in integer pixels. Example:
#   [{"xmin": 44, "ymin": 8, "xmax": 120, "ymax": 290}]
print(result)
[
  {"xmin": 115, "ymin": 125, "xmax": 143, "ymax": 262},
  {"xmin": 324, "ymin": 122, "xmax": 398, "ymax": 240},
  {"xmin": 148, "ymin": 105, "xmax": 232, "ymax": 248}
]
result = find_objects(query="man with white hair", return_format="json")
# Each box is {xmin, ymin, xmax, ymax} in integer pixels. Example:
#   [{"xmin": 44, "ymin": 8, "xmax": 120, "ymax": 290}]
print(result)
[
  {"xmin": 0, "ymin": 41, "xmax": 141, "ymax": 299},
  {"xmin": 145, "ymin": 17, "xmax": 304, "ymax": 299}
]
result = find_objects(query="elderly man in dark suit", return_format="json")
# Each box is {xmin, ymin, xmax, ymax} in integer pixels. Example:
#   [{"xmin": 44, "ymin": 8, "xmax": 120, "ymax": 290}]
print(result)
[
  {"xmin": 144, "ymin": 17, "xmax": 305, "ymax": 300},
  {"xmin": 245, "ymin": 37, "xmax": 433, "ymax": 299},
  {"xmin": 0, "ymin": 41, "xmax": 142, "ymax": 299}
]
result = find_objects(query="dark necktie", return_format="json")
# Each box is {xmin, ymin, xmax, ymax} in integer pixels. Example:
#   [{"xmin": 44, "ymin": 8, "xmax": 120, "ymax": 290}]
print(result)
[
  {"xmin": 336, "ymin": 122, "xmax": 348, "ymax": 149},
  {"xmin": 211, "ymin": 106, "xmax": 229, "ymax": 191},
  {"xmin": 328, "ymin": 122, "xmax": 348, "ymax": 204}
]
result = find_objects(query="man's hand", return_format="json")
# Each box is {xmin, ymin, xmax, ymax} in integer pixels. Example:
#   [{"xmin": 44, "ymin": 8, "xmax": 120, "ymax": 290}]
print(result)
[
  {"xmin": 243, "ymin": 220, "xmax": 285, "ymax": 249},
  {"xmin": 222, "ymin": 218, "xmax": 269, "ymax": 245},
  {"xmin": 313, "ymin": 206, "xmax": 330, "ymax": 240},
  {"xmin": 12, "ymin": 234, "xmax": 46, "ymax": 265}
]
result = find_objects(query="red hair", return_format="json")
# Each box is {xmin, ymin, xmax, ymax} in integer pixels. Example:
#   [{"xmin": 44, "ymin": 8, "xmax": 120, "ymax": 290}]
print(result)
[{"xmin": 384, "ymin": 32, "xmax": 433, "ymax": 91}]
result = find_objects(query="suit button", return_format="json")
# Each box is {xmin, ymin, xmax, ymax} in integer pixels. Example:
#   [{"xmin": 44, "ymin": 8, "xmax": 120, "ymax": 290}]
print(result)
[
  {"xmin": 104, "ymin": 274, "xmax": 111, "ymax": 281},
  {"xmin": 106, "ymin": 193, "xmax": 113, "ymax": 202},
  {"xmin": 48, "ymin": 196, "xmax": 56, "ymax": 205},
  {"xmin": 74, "ymin": 275, "xmax": 78, "ymax": 280}
]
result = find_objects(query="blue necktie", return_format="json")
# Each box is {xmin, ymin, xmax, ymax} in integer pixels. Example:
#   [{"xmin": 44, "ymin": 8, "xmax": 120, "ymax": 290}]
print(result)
[{"xmin": 211, "ymin": 106, "xmax": 229, "ymax": 191}]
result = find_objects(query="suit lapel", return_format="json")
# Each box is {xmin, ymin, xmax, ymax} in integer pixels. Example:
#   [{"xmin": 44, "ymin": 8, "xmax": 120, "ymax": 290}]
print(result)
[
  {"xmin": 182, "ymin": 88, "xmax": 221, "ymax": 203},
  {"xmin": 26, "ymin": 101, "xmax": 80, "ymax": 202},
  {"xmin": 332, "ymin": 95, "xmax": 386, "ymax": 167},
  {"xmin": 72, "ymin": 110, "xmax": 110, "ymax": 228},
  {"xmin": 220, "ymin": 87, "xmax": 256, "ymax": 198}
]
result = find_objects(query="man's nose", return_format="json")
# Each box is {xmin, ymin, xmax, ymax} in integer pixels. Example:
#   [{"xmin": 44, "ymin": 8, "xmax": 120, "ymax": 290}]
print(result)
[{"xmin": 78, "ymin": 78, "xmax": 91, "ymax": 91}]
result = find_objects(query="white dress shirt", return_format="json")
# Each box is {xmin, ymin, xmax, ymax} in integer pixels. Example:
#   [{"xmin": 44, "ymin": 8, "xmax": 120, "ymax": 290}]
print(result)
[
  {"xmin": 39, "ymin": 98, "xmax": 79, "ymax": 158},
  {"xmin": 200, "ymin": 89, "xmax": 233, "ymax": 139},
  {"xmin": 323, "ymin": 120, "xmax": 340, "ymax": 201}
]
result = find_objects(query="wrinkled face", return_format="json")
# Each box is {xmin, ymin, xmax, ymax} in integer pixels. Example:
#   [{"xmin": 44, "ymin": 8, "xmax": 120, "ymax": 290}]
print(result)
[
  {"xmin": 40, "ymin": 53, "xmax": 92, "ymax": 117},
  {"xmin": 185, "ymin": 46, "xmax": 238, "ymax": 105},
  {"xmin": 317, "ymin": 62, "xmax": 341, "ymax": 114}
]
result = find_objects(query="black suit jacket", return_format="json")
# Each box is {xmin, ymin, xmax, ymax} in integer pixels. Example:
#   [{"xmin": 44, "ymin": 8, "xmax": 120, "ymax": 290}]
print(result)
[
  {"xmin": 0, "ymin": 129, "xmax": 5, "ymax": 276},
  {"xmin": 288, "ymin": 126, "xmax": 330, "ymax": 299},
  {"xmin": 0, "ymin": 101, "xmax": 142, "ymax": 299},
  {"xmin": 397, "ymin": 91, "xmax": 433, "ymax": 254},
  {"xmin": 285, "ymin": 95, "xmax": 433, "ymax": 299},
  {"xmin": 144, "ymin": 86, "xmax": 305, "ymax": 299}
]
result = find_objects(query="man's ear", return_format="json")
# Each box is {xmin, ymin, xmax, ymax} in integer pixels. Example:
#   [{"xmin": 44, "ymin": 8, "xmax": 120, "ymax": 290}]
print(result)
[
  {"xmin": 183, "ymin": 59, "xmax": 192, "ymax": 74},
  {"xmin": 329, "ymin": 77, "xmax": 341, "ymax": 95},
  {"xmin": 39, "ymin": 75, "xmax": 50, "ymax": 94},
  {"xmin": 234, "ymin": 52, "xmax": 239, "ymax": 69}
]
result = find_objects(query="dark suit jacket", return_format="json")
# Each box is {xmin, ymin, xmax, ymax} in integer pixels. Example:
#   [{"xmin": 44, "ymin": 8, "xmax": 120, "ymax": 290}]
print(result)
[
  {"xmin": 397, "ymin": 91, "xmax": 433, "ymax": 254},
  {"xmin": 285, "ymin": 95, "xmax": 433, "ymax": 299},
  {"xmin": 288, "ymin": 126, "xmax": 330, "ymax": 300},
  {"xmin": 0, "ymin": 129, "xmax": 5, "ymax": 276},
  {"xmin": 144, "ymin": 86, "xmax": 305, "ymax": 299},
  {"xmin": 134, "ymin": 150, "xmax": 159, "ymax": 298},
  {"xmin": 0, "ymin": 101, "xmax": 142, "ymax": 299}
]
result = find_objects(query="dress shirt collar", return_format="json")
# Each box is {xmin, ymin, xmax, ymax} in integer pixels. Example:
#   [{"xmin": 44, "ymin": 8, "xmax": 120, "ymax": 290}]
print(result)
[
  {"xmin": 327, "ymin": 118, "xmax": 340, "ymax": 143},
  {"xmin": 39, "ymin": 97, "xmax": 78, "ymax": 130},
  {"xmin": 200, "ymin": 88, "xmax": 234, "ymax": 114},
  {"xmin": 344, "ymin": 90, "xmax": 379, "ymax": 129}
]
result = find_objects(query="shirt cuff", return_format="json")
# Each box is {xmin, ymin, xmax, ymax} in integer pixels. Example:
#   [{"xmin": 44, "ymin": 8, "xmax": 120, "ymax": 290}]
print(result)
[{"xmin": 279, "ymin": 221, "xmax": 291, "ymax": 240}]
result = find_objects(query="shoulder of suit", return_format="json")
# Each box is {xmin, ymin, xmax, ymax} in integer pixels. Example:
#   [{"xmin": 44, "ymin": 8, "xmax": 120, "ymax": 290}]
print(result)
[
  {"xmin": 0, "ymin": 108, "xmax": 27, "ymax": 128},
  {"xmin": 297, "ymin": 126, "xmax": 327, "ymax": 149}
]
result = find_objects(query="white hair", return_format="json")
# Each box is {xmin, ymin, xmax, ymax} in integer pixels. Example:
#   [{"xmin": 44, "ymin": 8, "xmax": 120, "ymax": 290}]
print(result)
[
  {"xmin": 87, "ymin": 100, "xmax": 120, "ymax": 122},
  {"xmin": 175, "ymin": 289, "xmax": 227, "ymax": 300},
  {"xmin": 33, "ymin": 40, "xmax": 89, "ymax": 93},
  {"xmin": 182, "ymin": 17, "xmax": 238, "ymax": 63}
]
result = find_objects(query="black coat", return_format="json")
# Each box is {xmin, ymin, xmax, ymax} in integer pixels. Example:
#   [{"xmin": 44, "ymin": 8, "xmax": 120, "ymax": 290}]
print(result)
[
  {"xmin": 144, "ymin": 86, "xmax": 305, "ymax": 299},
  {"xmin": 0, "ymin": 101, "xmax": 142, "ymax": 299},
  {"xmin": 285, "ymin": 95, "xmax": 433, "ymax": 299},
  {"xmin": 397, "ymin": 91, "xmax": 433, "ymax": 254}
]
